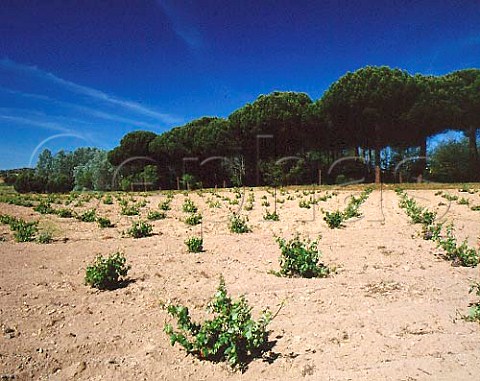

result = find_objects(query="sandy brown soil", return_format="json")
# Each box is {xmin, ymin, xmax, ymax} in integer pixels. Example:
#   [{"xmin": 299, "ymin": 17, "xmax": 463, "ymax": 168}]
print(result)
[{"xmin": 1, "ymin": 187, "xmax": 480, "ymax": 380}]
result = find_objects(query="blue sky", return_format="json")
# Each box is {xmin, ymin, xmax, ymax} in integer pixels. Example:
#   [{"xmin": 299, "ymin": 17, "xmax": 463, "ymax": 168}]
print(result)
[{"xmin": 1, "ymin": 0, "xmax": 479, "ymax": 169}]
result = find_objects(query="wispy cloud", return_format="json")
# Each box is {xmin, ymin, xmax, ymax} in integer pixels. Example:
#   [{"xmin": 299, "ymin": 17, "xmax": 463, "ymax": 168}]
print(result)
[
  {"xmin": 0, "ymin": 86, "xmax": 165, "ymax": 130},
  {"xmin": 0, "ymin": 113, "xmax": 74, "ymax": 133},
  {"xmin": 0, "ymin": 107, "xmax": 101, "ymax": 144},
  {"xmin": 74, "ymin": 106, "xmax": 164, "ymax": 130},
  {"xmin": 0, "ymin": 58, "xmax": 183, "ymax": 125}
]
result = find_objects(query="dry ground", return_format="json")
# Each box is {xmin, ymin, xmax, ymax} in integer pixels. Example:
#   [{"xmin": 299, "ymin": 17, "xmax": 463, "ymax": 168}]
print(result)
[{"xmin": 1, "ymin": 186, "xmax": 479, "ymax": 380}]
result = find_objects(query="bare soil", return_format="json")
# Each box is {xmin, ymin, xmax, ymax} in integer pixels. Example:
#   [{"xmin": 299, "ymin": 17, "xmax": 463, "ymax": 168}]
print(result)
[{"xmin": 1, "ymin": 187, "xmax": 479, "ymax": 380}]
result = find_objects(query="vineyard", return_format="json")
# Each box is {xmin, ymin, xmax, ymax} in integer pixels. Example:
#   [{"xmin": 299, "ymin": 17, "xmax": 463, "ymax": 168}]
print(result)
[{"xmin": 1, "ymin": 184, "xmax": 480, "ymax": 380}]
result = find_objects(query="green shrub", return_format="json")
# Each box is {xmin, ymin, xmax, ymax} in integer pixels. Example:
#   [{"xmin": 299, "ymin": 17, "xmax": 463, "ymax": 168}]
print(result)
[
  {"xmin": 229, "ymin": 198, "xmax": 240, "ymax": 205},
  {"xmin": 343, "ymin": 202, "xmax": 361, "ymax": 219},
  {"xmin": 422, "ymin": 222, "xmax": 443, "ymax": 241},
  {"xmin": 421, "ymin": 210, "xmax": 437, "ymax": 226},
  {"xmin": 442, "ymin": 193, "xmax": 458, "ymax": 201},
  {"xmin": 185, "ymin": 212, "xmax": 202, "ymax": 226},
  {"xmin": 0, "ymin": 214, "xmax": 39, "ymax": 242},
  {"xmin": 320, "ymin": 189, "xmax": 371, "ymax": 228},
  {"xmin": 0, "ymin": 214, "xmax": 36, "ymax": 242},
  {"xmin": 466, "ymin": 282, "xmax": 480, "ymax": 322},
  {"xmin": 121, "ymin": 204, "xmax": 140, "ymax": 216},
  {"xmin": 437, "ymin": 223, "xmax": 457, "ymax": 253},
  {"xmin": 0, "ymin": 194, "xmax": 34, "ymax": 207},
  {"xmin": 398, "ymin": 192, "xmax": 437, "ymax": 226},
  {"xmin": 0, "ymin": 215, "xmax": 37, "ymax": 242},
  {"xmin": 147, "ymin": 210, "xmax": 167, "ymax": 220},
  {"xmin": 471, "ymin": 205, "xmax": 480, "ymax": 211},
  {"xmin": 34, "ymin": 200, "xmax": 54, "ymax": 215},
  {"xmin": 457, "ymin": 197, "xmax": 470, "ymax": 205},
  {"xmin": 137, "ymin": 199, "xmax": 148, "ymax": 207},
  {"xmin": 164, "ymin": 276, "xmax": 271, "ymax": 371},
  {"xmin": 37, "ymin": 231, "xmax": 53, "ymax": 244},
  {"xmin": 207, "ymin": 198, "xmax": 221, "ymax": 208},
  {"xmin": 78, "ymin": 209, "xmax": 97, "ymax": 222},
  {"xmin": 182, "ymin": 198, "xmax": 198, "ymax": 213},
  {"xmin": 13, "ymin": 220, "xmax": 38, "ymax": 242},
  {"xmin": 127, "ymin": 220, "xmax": 153, "ymax": 238},
  {"xmin": 244, "ymin": 202, "xmax": 254, "ymax": 211},
  {"xmin": 341, "ymin": 189, "xmax": 371, "ymax": 219},
  {"xmin": 317, "ymin": 193, "xmax": 333, "ymax": 202},
  {"xmin": 159, "ymin": 200, "xmax": 171, "ymax": 211},
  {"xmin": 97, "ymin": 217, "xmax": 114, "ymax": 228},
  {"xmin": 263, "ymin": 210, "xmax": 279, "ymax": 221},
  {"xmin": 0, "ymin": 214, "xmax": 15, "ymax": 226},
  {"xmin": 275, "ymin": 235, "xmax": 330, "ymax": 278},
  {"xmin": 454, "ymin": 241, "xmax": 479, "ymax": 267},
  {"xmin": 103, "ymin": 194, "xmax": 113, "ymax": 205},
  {"xmin": 298, "ymin": 199, "xmax": 311, "ymax": 209},
  {"xmin": 324, "ymin": 210, "xmax": 343, "ymax": 229},
  {"xmin": 185, "ymin": 236, "xmax": 203, "ymax": 253},
  {"xmin": 437, "ymin": 224, "xmax": 479, "ymax": 267},
  {"xmin": 229, "ymin": 214, "xmax": 251, "ymax": 233},
  {"xmin": 85, "ymin": 252, "xmax": 130, "ymax": 290},
  {"xmin": 55, "ymin": 208, "xmax": 74, "ymax": 218}
]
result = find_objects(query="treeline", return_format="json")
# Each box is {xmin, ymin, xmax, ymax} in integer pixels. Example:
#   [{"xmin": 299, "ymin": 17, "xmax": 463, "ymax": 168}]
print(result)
[
  {"xmin": 7, "ymin": 65, "xmax": 480, "ymax": 192},
  {"xmin": 11, "ymin": 148, "xmax": 115, "ymax": 193},
  {"xmin": 108, "ymin": 66, "xmax": 479, "ymax": 188}
]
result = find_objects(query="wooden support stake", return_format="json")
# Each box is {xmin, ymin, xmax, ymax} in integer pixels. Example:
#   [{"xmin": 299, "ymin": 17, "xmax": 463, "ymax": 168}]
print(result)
[{"xmin": 375, "ymin": 166, "xmax": 381, "ymax": 184}]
